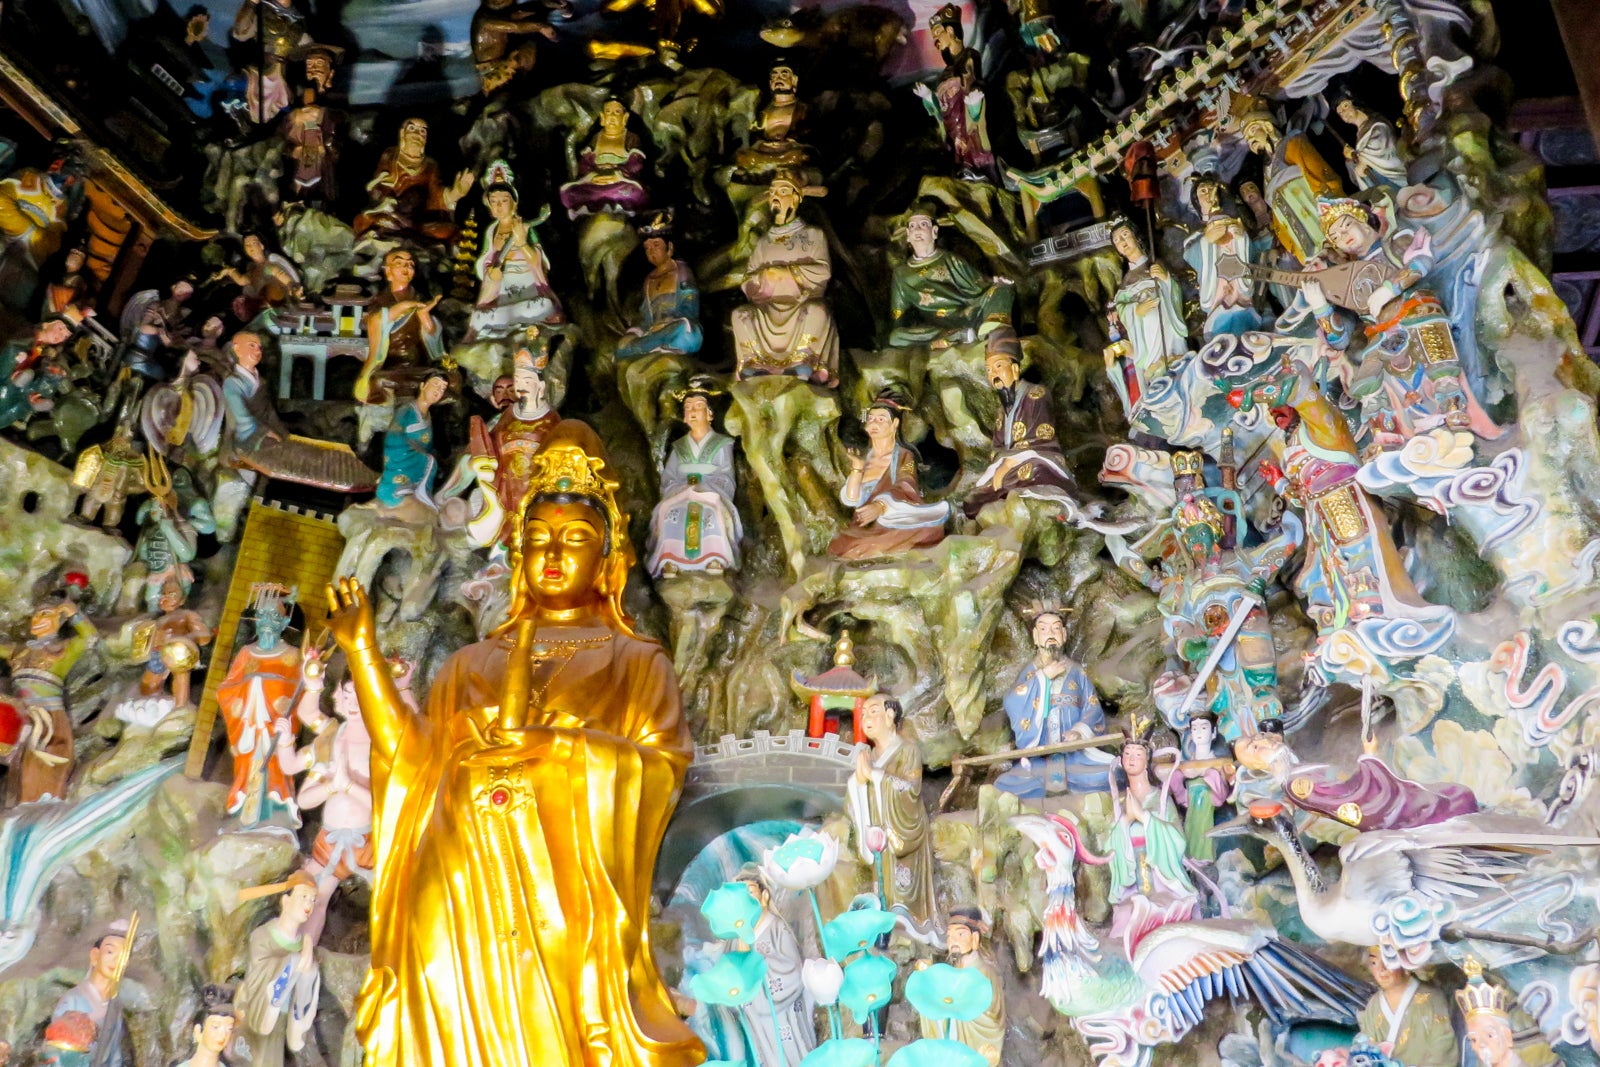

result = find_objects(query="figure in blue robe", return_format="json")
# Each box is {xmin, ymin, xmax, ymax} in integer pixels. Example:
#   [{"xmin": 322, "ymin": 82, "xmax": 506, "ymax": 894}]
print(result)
[
  {"xmin": 995, "ymin": 611, "xmax": 1112, "ymax": 796},
  {"xmin": 617, "ymin": 258, "xmax": 702, "ymax": 361},
  {"xmin": 374, "ymin": 377, "xmax": 446, "ymax": 510}
]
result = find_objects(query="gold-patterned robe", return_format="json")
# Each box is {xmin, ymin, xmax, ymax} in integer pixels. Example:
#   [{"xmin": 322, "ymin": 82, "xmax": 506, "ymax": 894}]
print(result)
[
  {"xmin": 847, "ymin": 735, "xmax": 938, "ymax": 929},
  {"xmin": 357, "ymin": 623, "xmax": 704, "ymax": 1067}
]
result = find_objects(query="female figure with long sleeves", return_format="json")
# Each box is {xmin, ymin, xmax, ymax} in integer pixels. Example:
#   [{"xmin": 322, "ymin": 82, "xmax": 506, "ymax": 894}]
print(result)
[{"xmin": 324, "ymin": 420, "xmax": 703, "ymax": 1067}]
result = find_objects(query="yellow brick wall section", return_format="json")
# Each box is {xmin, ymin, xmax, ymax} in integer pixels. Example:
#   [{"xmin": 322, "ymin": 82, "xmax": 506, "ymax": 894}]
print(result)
[{"xmin": 184, "ymin": 503, "xmax": 346, "ymax": 779}]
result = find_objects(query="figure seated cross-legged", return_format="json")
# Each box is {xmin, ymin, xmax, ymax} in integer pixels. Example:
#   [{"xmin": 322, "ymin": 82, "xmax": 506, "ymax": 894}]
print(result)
[
  {"xmin": 828, "ymin": 391, "xmax": 949, "ymax": 560},
  {"xmin": 732, "ymin": 170, "xmax": 839, "ymax": 385}
]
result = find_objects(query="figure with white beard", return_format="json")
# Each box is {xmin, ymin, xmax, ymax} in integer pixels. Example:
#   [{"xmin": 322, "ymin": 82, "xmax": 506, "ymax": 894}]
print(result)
[
  {"xmin": 994, "ymin": 609, "xmax": 1112, "ymax": 797},
  {"xmin": 444, "ymin": 346, "xmax": 561, "ymax": 548}
]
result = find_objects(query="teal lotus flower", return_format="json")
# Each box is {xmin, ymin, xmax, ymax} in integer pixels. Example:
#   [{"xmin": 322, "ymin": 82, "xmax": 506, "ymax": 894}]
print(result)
[
  {"xmin": 701, "ymin": 881, "xmax": 763, "ymax": 942},
  {"xmin": 887, "ymin": 1039, "xmax": 988, "ymax": 1067},
  {"xmin": 905, "ymin": 962, "xmax": 994, "ymax": 1022},
  {"xmin": 762, "ymin": 827, "xmax": 841, "ymax": 892},
  {"xmin": 687, "ymin": 950, "xmax": 768, "ymax": 1008},
  {"xmin": 799, "ymin": 1037, "xmax": 879, "ymax": 1067},
  {"xmin": 839, "ymin": 953, "xmax": 897, "ymax": 1020},
  {"xmin": 822, "ymin": 908, "xmax": 897, "ymax": 960}
]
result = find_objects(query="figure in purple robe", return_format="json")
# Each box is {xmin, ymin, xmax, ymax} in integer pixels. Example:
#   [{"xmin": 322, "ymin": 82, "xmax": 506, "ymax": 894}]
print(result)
[{"xmin": 1234, "ymin": 720, "xmax": 1478, "ymax": 834}]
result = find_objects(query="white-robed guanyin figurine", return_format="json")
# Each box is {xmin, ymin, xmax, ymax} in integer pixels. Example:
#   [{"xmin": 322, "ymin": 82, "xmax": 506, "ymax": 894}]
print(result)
[
  {"xmin": 647, "ymin": 377, "xmax": 743, "ymax": 577},
  {"xmin": 467, "ymin": 159, "xmax": 563, "ymax": 340}
]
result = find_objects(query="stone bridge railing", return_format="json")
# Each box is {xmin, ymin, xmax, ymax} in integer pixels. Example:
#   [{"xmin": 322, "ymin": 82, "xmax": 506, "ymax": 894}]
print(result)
[{"xmin": 685, "ymin": 730, "xmax": 858, "ymax": 794}]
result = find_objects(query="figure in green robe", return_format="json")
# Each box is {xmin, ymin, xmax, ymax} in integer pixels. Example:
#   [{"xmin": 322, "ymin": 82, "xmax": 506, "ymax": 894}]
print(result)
[
  {"xmin": 1358, "ymin": 949, "xmax": 1460, "ymax": 1067},
  {"xmin": 847, "ymin": 692, "xmax": 940, "ymax": 944},
  {"xmin": 889, "ymin": 202, "xmax": 1013, "ymax": 350},
  {"xmin": 1107, "ymin": 724, "xmax": 1195, "ymax": 938},
  {"xmin": 237, "ymin": 873, "xmax": 320, "ymax": 1067}
]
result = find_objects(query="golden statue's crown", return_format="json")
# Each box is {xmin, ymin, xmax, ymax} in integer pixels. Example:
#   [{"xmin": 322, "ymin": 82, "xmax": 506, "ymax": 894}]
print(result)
[
  {"xmin": 1455, "ymin": 957, "xmax": 1514, "ymax": 1020},
  {"xmin": 1172, "ymin": 451, "xmax": 1205, "ymax": 478},
  {"xmin": 527, "ymin": 441, "xmax": 617, "ymax": 504}
]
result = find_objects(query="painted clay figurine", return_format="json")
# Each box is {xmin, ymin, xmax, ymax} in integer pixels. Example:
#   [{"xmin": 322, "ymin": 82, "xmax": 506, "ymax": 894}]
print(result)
[
  {"xmin": 469, "ymin": 159, "xmax": 563, "ymax": 340},
  {"xmin": 1106, "ymin": 216, "xmax": 1187, "ymax": 413},
  {"xmin": 964, "ymin": 335, "xmax": 1078, "ymax": 518},
  {"xmin": 463, "ymin": 346, "xmax": 561, "ymax": 546},
  {"xmin": 647, "ymin": 377, "xmax": 742, "ymax": 577},
  {"xmin": 471, "ymin": 0, "xmax": 557, "ymax": 94},
  {"xmin": 51, "ymin": 921, "xmax": 131, "ymax": 1067},
  {"xmin": 355, "ymin": 249, "xmax": 444, "ymax": 407},
  {"xmin": 276, "ymin": 647, "xmax": 374, "ymax": 947},
  {"xmin": 374, "ymin": 371, "xmax": 449, "ymax": 518},
  {"xmin": 1107, "ymin": 718, "xmax": 1196, "ymax": 920},
  {"xmin": 237, "ymin": 871, "xmax": 320, "ymax": 1067},
  {"xmin": 173, "ymin": 986, "xmax": 237, "ymax": 1067},
  {"xmin": 724, "ymin": 865, "xmax": 816, "ymax": 1065},
  {"xmin": 889, "ymin": 200, "xmax": 1014, "ymax": 350},
  {"xmin": 848, "ymin": 692, "xmax": 939, "ymax": 937},
  {"xmin": 2, "ymin": 595, "xmax": 97, "ymax": 803},
  {"xmin": 733, "ymin": 170, "xmax": 839, "ymax": 384},
  {"xmin": 1182, "ymin": 173, "xmax": 1263, "ymax": 338},
  {"xmin": 1334, "ymin": 90, "xmax": 1409, "ymax": 191},
  {"xmin": 734, "ymin": 61, "xmax": 814, "ymax": 180},
  {"xmin": 353, "ymin": 117, "xmax": 474, "ymax": 242},
  {"xmin": 280, "ymin": 44, "xmax": 343, "ymax": 208},
  {"xmin": 1238, "ymin": 101, "xmax": 1344, "ymax": 264},
  {"xmin": 995, "ymin": 607, "xmax": 1111, "ymax": 796},
  {"xmin": 617, "ymin": 210, "xmax": 702, "ymax": 361},
  {"xmin": 1165, "ymin": 713, "xmax": 1231, "ymax": 862},
  {"xmin": 829, "ymin": 391, "xmax": 949, "ymax": 560},
  {"xmin": 1357, "ymin": 947, "xmax": 1458, "ymax": 1067},
  {"xmin": 1231, "ymin": 719, "xmax": 1478, "ymax": 833},
  {"xmin": 216, "ymin": 584, "xmax": 301, "ymax": 831},
  {"xmin": 558, "ymin": 99, "xmax": 649, "ymax": 218},
  {"xmin": 916, "ymin": 5, "xmax": 996, "ymax": 181},
  {"xmin": 919, "ymin": 908, "xmax": 1005, "ymax": 1065},
  {"xmin": 1302, "ymin": 197, "xmax": 1501, "ymax": 452}
]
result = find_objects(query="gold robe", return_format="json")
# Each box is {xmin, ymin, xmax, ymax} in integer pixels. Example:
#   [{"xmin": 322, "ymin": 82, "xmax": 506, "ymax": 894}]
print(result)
[
  {"xmin": 358, "ymin": 624, "xmax": 703, "ymax": 1067},
  {"xmin": 847, "ymin": 735, "xmax": 938, "ymax": 928}
]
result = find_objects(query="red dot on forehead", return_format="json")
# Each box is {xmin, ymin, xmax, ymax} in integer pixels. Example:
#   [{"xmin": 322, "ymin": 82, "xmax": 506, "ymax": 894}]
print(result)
[{"xmin": 554, "ymin": 507, "xmax": 564, "ymax": 516}]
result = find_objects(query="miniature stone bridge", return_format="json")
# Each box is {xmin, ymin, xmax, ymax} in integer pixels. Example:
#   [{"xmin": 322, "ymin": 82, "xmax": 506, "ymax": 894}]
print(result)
[{"xmin": 655, "ymin": 729, "xmax": 858, "ymax": 894}]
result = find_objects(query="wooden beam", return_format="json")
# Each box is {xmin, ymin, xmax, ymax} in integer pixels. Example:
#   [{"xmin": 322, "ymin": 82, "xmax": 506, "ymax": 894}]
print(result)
[
  {"xmin": 1548, "ymin": 0, "xmax": 1600, "ymax": 152},
  {"xmin": 0, "ymin": 51, "xmax": 216, "ymax": 244}
]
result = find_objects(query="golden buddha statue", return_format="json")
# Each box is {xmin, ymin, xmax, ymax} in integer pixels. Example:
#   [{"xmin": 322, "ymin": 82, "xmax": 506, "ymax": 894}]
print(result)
[{"xmin": 326, "ymin": 420, "xmax": 704, "ymax": 1067}]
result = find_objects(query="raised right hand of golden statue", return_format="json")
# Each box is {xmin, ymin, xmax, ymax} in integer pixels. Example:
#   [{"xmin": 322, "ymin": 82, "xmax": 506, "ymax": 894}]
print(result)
[{"xmin": 326, "ymin": 578, "xmax": 379, "ymax": 655}]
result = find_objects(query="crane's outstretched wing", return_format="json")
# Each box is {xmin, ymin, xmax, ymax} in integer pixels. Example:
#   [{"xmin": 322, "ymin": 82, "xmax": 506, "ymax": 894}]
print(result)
[
  {"xmin": 1334, "ymin": 815, "xmax": 1600, "ymax": 966},
  {"xmin": 1338, "ymin": 814, "xmax": 1600, "ymax": 907},
  {"xmin": 1134, "ymin": 919, "xmax": 1371, "ymax": 1032}
]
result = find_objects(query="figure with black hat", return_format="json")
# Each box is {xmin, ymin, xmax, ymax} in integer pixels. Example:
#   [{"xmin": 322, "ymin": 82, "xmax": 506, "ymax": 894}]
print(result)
[
  {"xmin": 918, "ymin": 908, "xmax": 1005, "ymax": 1065},
  {"xmin": 915, "ymin": 4, "xmax": 996, "ymax": 182},
  {"xmin": 618, "ymin": 210, "xmax": 703, "ymax": 361}
]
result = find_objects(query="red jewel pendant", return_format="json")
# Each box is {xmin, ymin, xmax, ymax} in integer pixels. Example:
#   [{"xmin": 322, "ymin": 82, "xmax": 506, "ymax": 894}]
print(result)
[{"xmin": 491, "ymin": 788, "xmax": 510, "ymax": 807}]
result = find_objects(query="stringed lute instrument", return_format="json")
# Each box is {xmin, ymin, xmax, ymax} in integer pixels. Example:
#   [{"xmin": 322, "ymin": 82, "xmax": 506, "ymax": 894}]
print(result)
[{"xmin": 1216, "ymin": 253, "xmax": 1403, "ymax": 313}]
